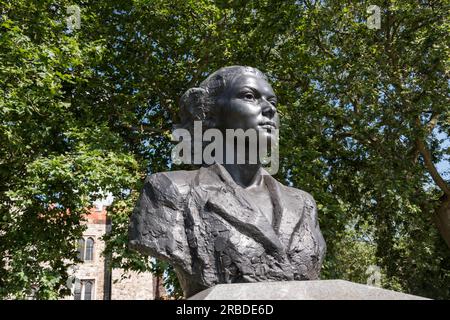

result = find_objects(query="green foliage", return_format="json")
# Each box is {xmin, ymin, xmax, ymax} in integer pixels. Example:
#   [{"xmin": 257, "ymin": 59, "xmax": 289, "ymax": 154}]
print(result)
[{"xmin": 1, "ymin": 0, "xmax": 449, "ymax": 299}]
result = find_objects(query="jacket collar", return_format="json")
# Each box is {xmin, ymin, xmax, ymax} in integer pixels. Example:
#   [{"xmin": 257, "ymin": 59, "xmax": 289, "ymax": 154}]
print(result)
[{"xmin": 197, "ymin": 164, "xmax": 303, "ymax": 254}]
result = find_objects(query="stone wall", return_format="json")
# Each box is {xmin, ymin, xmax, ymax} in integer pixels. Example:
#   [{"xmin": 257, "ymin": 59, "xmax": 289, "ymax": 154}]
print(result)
[{"xmin": 111, "ymin": 269, "xmax": 155, "ymax": 300}]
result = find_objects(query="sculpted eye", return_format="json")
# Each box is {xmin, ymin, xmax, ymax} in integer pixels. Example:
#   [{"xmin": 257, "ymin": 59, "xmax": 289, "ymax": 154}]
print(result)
[{"xmin": 242, "ymin": 92, "xmax": 255, "ymax": 100}]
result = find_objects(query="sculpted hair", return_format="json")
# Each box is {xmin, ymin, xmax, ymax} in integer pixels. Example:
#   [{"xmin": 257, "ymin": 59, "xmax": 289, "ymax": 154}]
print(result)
[{"xmin": 177, "ymin": 66, "xmax": 268, "ymax": 133}]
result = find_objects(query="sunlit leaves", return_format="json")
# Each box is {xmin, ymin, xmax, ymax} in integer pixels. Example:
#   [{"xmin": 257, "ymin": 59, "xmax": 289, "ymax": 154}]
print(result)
[{"xmin": 1, "ymin": 0, "xmax": 449, "ymax": 299}]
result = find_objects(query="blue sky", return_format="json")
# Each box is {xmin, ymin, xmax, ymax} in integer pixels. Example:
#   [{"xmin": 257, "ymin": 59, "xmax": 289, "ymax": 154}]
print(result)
[{"xmin": 436, "ymin": 131, "xmax": 449, "ymax": 179}]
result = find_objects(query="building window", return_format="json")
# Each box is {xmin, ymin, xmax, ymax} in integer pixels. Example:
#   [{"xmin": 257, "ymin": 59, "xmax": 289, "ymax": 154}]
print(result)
[
  {"xmin": 85, "ymin": 237, "xmax": 94, "ymax": 261},
  {"xmin": 74, "ymin": 279, "xmax": 82, "ymax": 300},
  {"xmin": 73, "ymin": 279, "xmax": 95, "ymax": 300},
  {"xmin": 83, "ymin": 280, "xmax": 94, "ymax": 300},
  {"xmin": 77, "ymin": 238, "xmax": 85, "ymax": 260},
  {"xmin": 77, "ymin": 237, "xmax": 94, "ymax": 261}
]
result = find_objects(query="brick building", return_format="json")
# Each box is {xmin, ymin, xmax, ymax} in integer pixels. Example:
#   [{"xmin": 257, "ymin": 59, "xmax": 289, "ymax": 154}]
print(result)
[{"xmin": 64, "ymin": 204, "xmax": 158, "ymax": 300}]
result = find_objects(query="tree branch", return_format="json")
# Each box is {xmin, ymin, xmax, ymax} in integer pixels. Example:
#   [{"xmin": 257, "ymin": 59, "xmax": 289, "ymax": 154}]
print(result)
[
  {"xmin": 416, "ymin": 139, "xmax": 450, "ymax": 196},
  {"xmin": 426, "ymin": 113, "xmax": 440, "ymax": 133},
  {"xmin": 120, "ymin": 123, "xmax": 168, "ymax": 135}
]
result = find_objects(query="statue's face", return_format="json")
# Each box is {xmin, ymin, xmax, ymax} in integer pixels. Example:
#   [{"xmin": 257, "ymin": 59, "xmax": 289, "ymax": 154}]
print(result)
[{"xmin": 217, "ymin": 73, "xmax": 279, "ymax": 140}]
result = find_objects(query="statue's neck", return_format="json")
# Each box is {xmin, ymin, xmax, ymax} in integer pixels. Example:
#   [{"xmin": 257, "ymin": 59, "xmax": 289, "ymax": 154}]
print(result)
[
  {"xmin": 219, "ymin": 136, "xmax": 264, "ymax": 188},
  {"xmin": 222, "ymin": 163, "xmax": 262, "ymax": 189}
]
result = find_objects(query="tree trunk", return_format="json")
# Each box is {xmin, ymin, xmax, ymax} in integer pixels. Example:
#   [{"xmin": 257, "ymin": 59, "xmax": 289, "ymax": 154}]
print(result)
[
  {"xmin": 433, "ymin": 195, "xmax": 450, "ymax": 248},
  {"xmin": 416, "ymin": 139, "xmax": 450, "ymax": 249},
  {"xmin": 153, "ymin": 275, "xmax": 167, "ymax": 300}
]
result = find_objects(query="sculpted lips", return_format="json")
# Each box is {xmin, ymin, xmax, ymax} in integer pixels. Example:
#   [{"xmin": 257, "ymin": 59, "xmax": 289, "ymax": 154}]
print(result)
[{"xmin": 258, "ymin": 121, "xmax": 277, "ymax": 130}]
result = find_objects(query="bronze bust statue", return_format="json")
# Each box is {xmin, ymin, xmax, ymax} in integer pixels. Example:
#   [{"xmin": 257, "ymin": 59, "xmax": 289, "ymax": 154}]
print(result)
[{"xmin": 128, "ymin": 66, "xmax": 326, "ymax": 298}]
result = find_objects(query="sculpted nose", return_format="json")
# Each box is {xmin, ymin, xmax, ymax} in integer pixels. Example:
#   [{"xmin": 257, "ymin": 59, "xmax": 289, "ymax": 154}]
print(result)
[{"xmin": 261, "ymin": 100, "xmax": 276, "ymax": 119}]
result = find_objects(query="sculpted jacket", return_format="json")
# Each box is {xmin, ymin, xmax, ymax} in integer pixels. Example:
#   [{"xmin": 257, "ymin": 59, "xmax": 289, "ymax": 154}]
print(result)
[{"xmin": 129, "ymin": 163, "xmax": 326, "ymax": 297}]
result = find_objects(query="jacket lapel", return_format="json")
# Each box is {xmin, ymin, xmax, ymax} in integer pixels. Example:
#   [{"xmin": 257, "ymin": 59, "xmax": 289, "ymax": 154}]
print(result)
[
  {"xmin": 200, "ymin": 164, "xmax": 285, "ymax": 257},
  {"xmin": 263, "ymin": 172, "xmax": 305, "ymax": 247}
]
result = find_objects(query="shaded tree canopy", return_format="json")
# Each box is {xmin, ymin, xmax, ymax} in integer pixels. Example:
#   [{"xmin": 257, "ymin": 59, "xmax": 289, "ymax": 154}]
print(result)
[{"xmin": 1, "ymin": 0, "xmax": 449, "ymax": 299}]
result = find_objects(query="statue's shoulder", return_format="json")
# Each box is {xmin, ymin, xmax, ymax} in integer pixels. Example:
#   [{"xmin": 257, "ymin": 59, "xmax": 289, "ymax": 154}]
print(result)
[
  {"xmin": 144, "ymin": 169, "xmax": 198, "ymax": 196},
  {"xmin": 279, "ymin": 183, "xmax": 317, "ymax": 208}
]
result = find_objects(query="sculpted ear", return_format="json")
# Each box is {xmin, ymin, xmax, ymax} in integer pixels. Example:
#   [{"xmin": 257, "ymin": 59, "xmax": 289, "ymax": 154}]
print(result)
[{"xmin": 179, "ymin": 87, "xmax": 217, "ymax": 129}]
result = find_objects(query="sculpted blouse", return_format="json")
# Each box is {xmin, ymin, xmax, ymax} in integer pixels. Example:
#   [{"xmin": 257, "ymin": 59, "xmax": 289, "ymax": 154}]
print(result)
[{"xmin": 129, "ymin": 163, "xmax": 326, "ymax": 297}]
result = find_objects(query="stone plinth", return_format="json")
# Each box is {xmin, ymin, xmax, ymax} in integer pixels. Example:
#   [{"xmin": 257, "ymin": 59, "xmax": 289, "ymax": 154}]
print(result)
[{"xmin": 188, "ymin": 280, "xmax": 429, "ymax": 300}]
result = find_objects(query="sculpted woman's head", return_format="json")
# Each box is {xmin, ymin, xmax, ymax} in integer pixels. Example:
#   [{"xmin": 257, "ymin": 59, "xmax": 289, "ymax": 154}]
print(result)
[
  {"xmin": 178, "ymin": 66, "xmax": 279, "ymax": 140},
  {"xmin": 174, "ymin": 66, "xmax": 279, "ymax": 173}
]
